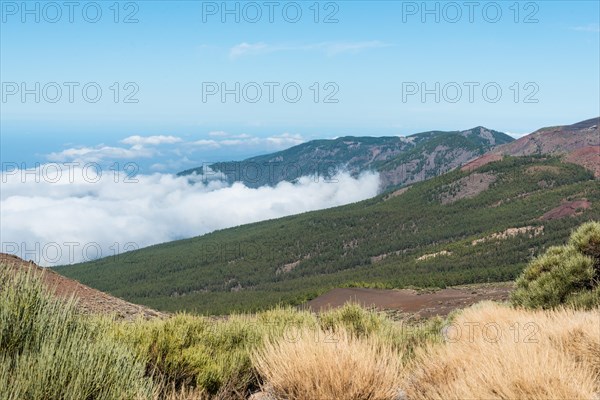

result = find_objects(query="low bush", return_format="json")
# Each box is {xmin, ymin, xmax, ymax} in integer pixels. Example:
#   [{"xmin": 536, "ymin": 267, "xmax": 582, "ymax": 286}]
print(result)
[
  {"xmin": 113, "ymin": 303, "xmax": 441, "ymax": 397},
  {"xmin": 3, "ymin": 261, "xmax": 599, "ymax": 399},
  {"xmin": 0, "ymin": 266, "xmax": 152, "ymax": 400},
  {"xmin": 511, "ymin": 221, "xmax": 600, "ymax": 309}
]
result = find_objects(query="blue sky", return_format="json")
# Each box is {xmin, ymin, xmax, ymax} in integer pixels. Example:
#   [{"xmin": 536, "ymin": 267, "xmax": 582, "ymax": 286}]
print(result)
[{"xmin": 1, "ymin": 0, "xmax": 599, "ymax": 172}]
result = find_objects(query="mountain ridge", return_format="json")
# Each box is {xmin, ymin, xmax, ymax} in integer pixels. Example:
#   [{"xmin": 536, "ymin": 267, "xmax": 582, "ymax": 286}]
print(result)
[
  {"xmin": 178, "ymin": 126, "xmax": 514, "ymax": 192},
  {"xmin": 463, "ymin": 117, "xmax": 600, "ymax": 176}
]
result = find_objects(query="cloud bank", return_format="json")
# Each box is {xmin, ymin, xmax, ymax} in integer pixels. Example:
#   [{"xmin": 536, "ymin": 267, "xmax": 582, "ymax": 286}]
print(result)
[
  {"xmin": 44, "ymin": 132, "xmax": 306, "ymax": 172},
  {"xmin": 121, "ymin": 135, "xmax": 183, "ymax": 146},
  {"xmin": 1, "ymin": 167, "xmax": 379, "ymax": 266}
]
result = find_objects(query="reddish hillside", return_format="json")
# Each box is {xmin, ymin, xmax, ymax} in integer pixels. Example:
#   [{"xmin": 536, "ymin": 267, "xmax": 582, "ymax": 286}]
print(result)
[
  {"xmin": 461, "ymin": 153, "xmax": 502, "ymax": 172},
  {"xmin": 540, "ymin": 200, "xmax": 592, "ymax": 221},
  {"xmin": 0, "ymin": 253, "xmax": 165, "ymax": 320},
  {"xmin": 464, "ymin": 117, "xmax": 599, "ymax": 174},
  {"xmin": 495, "ymin": 117, "xmax": 599, "ymax": 156},
  {"xmin": 565, "ymin": 146, "xmax": 600, "ymax": 178}
]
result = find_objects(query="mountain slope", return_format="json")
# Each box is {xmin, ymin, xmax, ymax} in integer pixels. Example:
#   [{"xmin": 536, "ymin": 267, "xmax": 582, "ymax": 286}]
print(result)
[
  {"xmin": 56, "ymin": 155, "xmax": 599, "ymax": 314},
  {"xmin": 0, "ymin": 254, "xmax": 164, "ymax": 320},
  {"xmin": 463, "ymin": 117, "xmax": 600, "ymax": 176},
  {"xmin": 377, "ymin": 127, "xmax": 512, "ymax": 189},
  {"xmin": 179, "ymin": 127, "xmax": 513, "ymax": 191}
]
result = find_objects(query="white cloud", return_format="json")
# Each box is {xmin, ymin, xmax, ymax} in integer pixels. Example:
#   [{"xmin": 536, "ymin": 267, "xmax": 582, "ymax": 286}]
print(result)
[
  {"xmin": 505, "ymin": 132, "xmax": 528, "ymax": 139},
  {"xmin": 219, "ymin": 139, "xmax": 243, "ymax": 146},
  {"xmin": 46, "ymin": 135, "xmax": 183, "ymax": 164},
  {"xmin": 121, "ymin": 135, "xmax": 182, "ymax": 145},
  {"xmin": 149, "ymin": 157, "xmax": 195, "ymax": 172},
  {"xmin": 192, "ymin": 133, "xmax": 304, "ymax": 149},
  {"xmin": 571, "ymin": 24, "xmax": 600, "ymax": 33},
  {"xmin": 229, "ymin": 41, "xmax": 390, "ymax": 59},
  {"xmin": 208, "ymin": 131, "xmax": 252, "ymax": 139},
  {"xmin": 191, "ymin": 139, "xmax": 221, "ymax": 148},
  {"xmin": 208, "ymin": 131, "xmax": 230, "ymax": 137},
  {"xmin": 266, "ymin": 133, "xmax": 304, "ymax": 146},
  {"xmin": 150, "ymin": 163, "xmax": 168, "ymax": 171},
  {"xmin": 229, "ymin": 42, "xmax": 270, "ymax": 58},
  {"xmin": 44, "ymin": 132, "xmax": 306, "ymax": 170},
  {"xmin": 1, "ymin": 166, "xmax": 380, "ymax": 266},
  {"xmin": 322, "ymin": 41, "xmax": 390, "ymax": 56},
  {"xmin": 46, "ymin": 145, "xmax": 155, "ymax": 163}
]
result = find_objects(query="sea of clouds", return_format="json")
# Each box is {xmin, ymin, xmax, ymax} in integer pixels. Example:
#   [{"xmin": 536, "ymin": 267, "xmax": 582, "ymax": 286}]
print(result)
[{"xmin": 0, "ymin": 166, "xmax": 379, "ymax": 266}]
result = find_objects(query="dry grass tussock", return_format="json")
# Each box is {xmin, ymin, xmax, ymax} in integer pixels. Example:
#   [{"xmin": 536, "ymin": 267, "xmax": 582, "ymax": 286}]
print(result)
[
  {"xmin": 405, "ymin": 301, "xmax": 600, "ymax": 400},
  {"xmin": 253, "ymin": 327, "xmax": 405, "ymax": 400},
  {"xmin": 5, "ymin": 259, "xmax": 600, "ymax": 399}
]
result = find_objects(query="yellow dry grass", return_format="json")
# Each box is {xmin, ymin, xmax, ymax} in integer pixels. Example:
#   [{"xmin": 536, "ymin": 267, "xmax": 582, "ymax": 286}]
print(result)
[
  {"xmin": 252, "ymin": 302, "xmax": 600, "ymax": 400},
  {"xmin": 405, "ymin": 302, "xmax": 600, "ymax": 400},
  {"xmin": 253, "ymin": 328, "xmax": 404, "ymax": 400}
]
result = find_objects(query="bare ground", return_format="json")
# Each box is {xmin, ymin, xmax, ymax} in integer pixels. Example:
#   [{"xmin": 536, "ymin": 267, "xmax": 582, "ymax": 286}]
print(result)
[
  {"xmin": 304, "ymin": 283, "xmax": 513, "ymax": 319},
  {"xmin": 565, "ymin": 146, "xmax": 600, "ymax": 178},
  {"xmin": 439, "ymin": 173, "xmax": 497, "ymax": 205},
  {"xmin": 540, "ymin": 200, "xmax": 592, "ymax": 221},
  {"xmin": 0, "ymin": 253, "xmax": 165, "ymax": 320}
]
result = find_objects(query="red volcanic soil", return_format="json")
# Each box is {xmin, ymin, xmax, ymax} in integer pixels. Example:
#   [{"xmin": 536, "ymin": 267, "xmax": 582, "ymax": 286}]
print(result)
[
  {"xmin": 461, "ymin": 153, "xmax": 503, "ymax": 172},
  {"xmin": 565, "ymin": 146, "xmax": 600, "ymax": 178},
  {"xmin": 0, "ymin": 253, "xmax": 165, "ymax": 320},
  {"xmin": 304, "ymin": 284, "xmax": 512, "ymax": 318},
  {"xmin": 497, "ymin": 118, "xmax": 599, "ymax": 157},
  {"xmin": 463, "ymin": 118, "xmax": 599, "ymax": 175},
  {"xmin": 540, "ymin": 200, "xmax": 592, "ymax": 221}
]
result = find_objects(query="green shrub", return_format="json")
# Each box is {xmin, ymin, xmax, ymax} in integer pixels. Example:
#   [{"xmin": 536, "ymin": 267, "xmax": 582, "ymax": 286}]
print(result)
[
  {"xmin": 318, "ymin": 303, "xmax": 443, "ymax": 360},
  {"xmin": 113, "ymin": 303, "xmax": 443, "ymax": 395},
  {"xmin": 567, "ymin": 286, "xmax": 600, "ymax": 309},
  {"xmin": 569, "ymin": 221, "xmax": 600, "ymax": 273},
  {"xmin": 113, "ymin": 309, "xmax": 317, "ymax": 396},
  {"xmin": 0, "ymin": 266, "xmax": 444, "ymax": 397},
  {"xmin": 0, "ymin": 266, "xmax": 152, "ymax": 400},
  {"xmin": 511, "ymin": 222, "xmax": 600, "ymax": 310},
  {"xmin": 319, "ymin": 303, "xmax": 385, "ymax": 337}
]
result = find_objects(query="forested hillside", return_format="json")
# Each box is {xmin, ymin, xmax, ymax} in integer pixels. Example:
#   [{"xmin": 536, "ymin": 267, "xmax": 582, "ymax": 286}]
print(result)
[
  {"xmin": 178, "ymin": 127, "xmax": 513, "ymax": 191},
  {"xmin": 56, "ymin": 156, "xmax": 599, "ymax": 314}
]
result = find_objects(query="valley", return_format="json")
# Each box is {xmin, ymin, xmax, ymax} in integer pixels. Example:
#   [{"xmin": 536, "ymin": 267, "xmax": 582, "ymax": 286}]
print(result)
[{"xmin": 57, "ymin": 134, "xmax": 600, "ymax": 314}]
